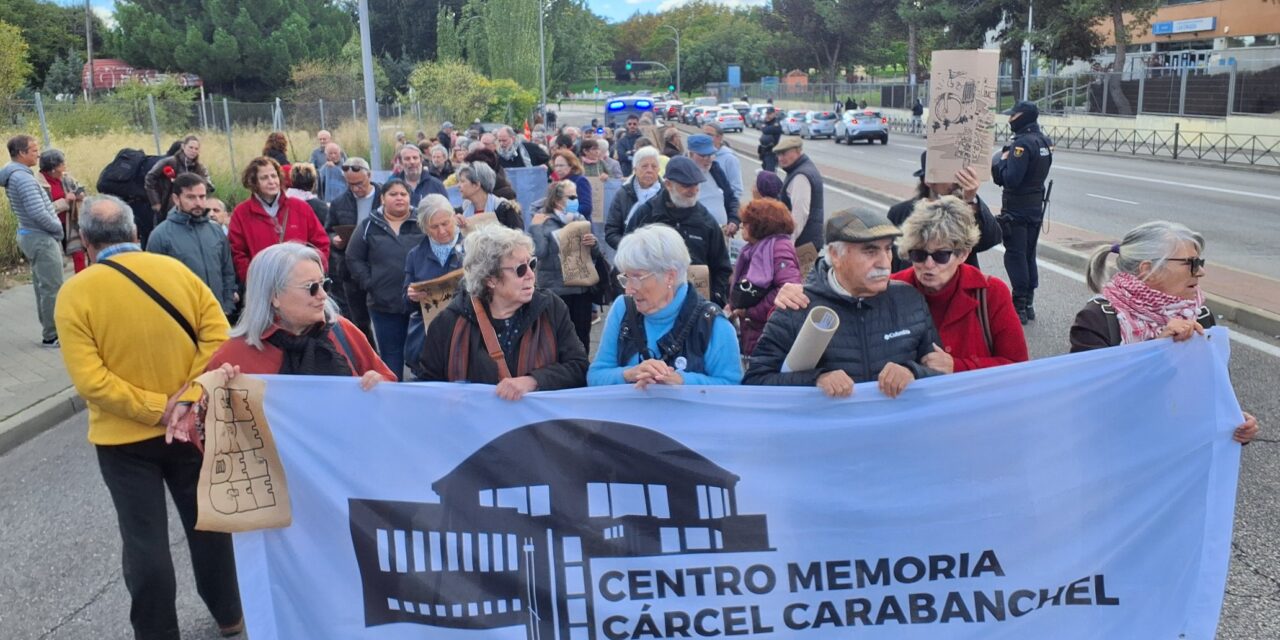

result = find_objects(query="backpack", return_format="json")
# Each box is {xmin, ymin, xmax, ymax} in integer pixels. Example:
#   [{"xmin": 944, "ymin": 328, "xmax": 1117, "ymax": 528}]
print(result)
[{"xmin": 97, "ymin": 148, "xmax": 161, "ymax": 203}]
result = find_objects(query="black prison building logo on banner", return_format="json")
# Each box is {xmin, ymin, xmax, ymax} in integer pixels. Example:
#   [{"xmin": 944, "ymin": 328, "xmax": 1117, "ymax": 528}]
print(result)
[{"xmin": 349, "ymin": 419, "xmax": 773, "ymax": 638}]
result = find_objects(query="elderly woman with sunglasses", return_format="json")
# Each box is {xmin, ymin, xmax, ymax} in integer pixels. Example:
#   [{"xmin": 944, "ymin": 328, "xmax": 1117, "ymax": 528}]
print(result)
[
  {"xmin": 207, "ymin": 242, "xmax": 394, "ymax": 385},
  {"xmin": 419, "ymin": 225, "xmax": 588, "ymax": 400},
  {"xmin": 1070, "ymin": 220, "xmax": 1258, "ymax": 444},
  {"xmin": 889, "ymin": 196, "xmax": 1028, "ymax": 373},
  {"xmin": 588, "ymin": 224, "xmax": 742, "ymax": 388}
]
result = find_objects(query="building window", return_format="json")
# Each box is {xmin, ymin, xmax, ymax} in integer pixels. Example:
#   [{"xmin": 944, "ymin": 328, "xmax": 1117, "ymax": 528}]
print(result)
[
  {"xmin": 685, "ymin": 527, "xmax": 711, "ymax": 550},
  {"xmin": 496, "ymin": 487, "xmax": 528, "ymax": 513},
  {"xmin": 660, "ymin": 527, "xmax": 681, "ymax": 553},
  {"xmin": 586, "ymin": 482, "xmax": 672, "ymax": 518},
  {"xmin": 649, "ymin": 485, "xmax": 670, "ymax": 518},
  {"xmin": 530, "ymin": 485, "xmax": 551, "ymax": 516},
  {"xmin": 612, "ymin": 483, "xmax": 647, "ymax": 516},
  {"xmin": 696, "ymin": 485, "xmax": 729, "ymax": 519}
]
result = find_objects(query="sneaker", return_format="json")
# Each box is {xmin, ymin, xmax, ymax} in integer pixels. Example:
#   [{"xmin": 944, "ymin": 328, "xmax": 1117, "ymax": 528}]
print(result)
[{"xmin": 40, "ymin": 337, "xmax": 59, "ymax": 348}]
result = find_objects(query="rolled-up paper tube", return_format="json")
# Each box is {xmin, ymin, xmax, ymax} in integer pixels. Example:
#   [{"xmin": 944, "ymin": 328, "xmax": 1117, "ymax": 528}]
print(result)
[{"xmin": 781, "ymin": 306, "xmax": 841, "ymax": 373}]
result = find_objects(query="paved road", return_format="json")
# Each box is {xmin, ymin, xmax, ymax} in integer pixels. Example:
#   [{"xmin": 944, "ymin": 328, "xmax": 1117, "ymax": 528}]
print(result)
[{"xmin": 4, "ymin": 108, "xmax": 1278, "ymax": 639}]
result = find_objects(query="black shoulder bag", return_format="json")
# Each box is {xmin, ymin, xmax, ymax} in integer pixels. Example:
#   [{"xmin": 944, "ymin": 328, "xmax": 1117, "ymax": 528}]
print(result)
[{"xmin": 99, "ymin": 259, "xmax": 199, "ymax": 346}]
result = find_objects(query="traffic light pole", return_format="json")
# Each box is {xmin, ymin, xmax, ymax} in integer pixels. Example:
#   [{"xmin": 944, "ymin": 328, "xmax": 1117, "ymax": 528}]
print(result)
[{"xmin": 660, "ymin": 25, "xmax": 680, "ymax": 96}]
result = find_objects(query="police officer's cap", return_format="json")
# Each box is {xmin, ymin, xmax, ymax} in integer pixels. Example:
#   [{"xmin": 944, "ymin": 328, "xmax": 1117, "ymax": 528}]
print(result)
[{"xmin": 1001, "ymin": 100, "xmax": 1039, "ymax": 118}]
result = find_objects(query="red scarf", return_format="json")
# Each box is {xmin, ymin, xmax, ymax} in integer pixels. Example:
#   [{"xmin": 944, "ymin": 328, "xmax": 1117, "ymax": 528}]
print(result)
[{"xmin": 1101, "ymin": 271, "xmax": 1203, "ymax": 344}]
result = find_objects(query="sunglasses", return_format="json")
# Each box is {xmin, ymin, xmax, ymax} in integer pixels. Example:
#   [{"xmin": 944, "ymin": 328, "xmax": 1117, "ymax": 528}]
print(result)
[
  {"xmin": 291, "ymin": 278, "xmax": 332, "ymax": 297},
  {"xmin": 1168, "ymin": 257, "xmax": 1206, "ymax": 272},
  {"xmin": 500, "ymin": 258, "xmax": 538, "ymax": 278},
  {"xmin": 341, "ymin": 165, "xmax": 364, "ymax": 173},
  {"xmin": 908, "ymin": 249, "xmax": 956, "ymax": 265}
]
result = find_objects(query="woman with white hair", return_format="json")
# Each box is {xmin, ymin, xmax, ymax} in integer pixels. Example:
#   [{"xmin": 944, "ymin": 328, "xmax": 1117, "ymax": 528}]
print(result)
[
  {"xmin": 453, "ymin": 161, "xmax": 523, "ymax": 230},
  {"xmin": 605, "ymin": 146, "xmax": 663, "ymax": 250},
  {"xmin": 403, "ymin": 194, "xmax": 464, "ymax": 378},
  {"xmin": 588, "ymin": 224, "xmax": 742, "ymax": 387},
  {"xmin": 207, "ymin": 242, "xmax": 394, "ymax": 386},
  {"xmin": 420, "ymin": 224, "xmax": 587, "ymax": 399},
  {"xmin": 1070, "ymin": 220, "xmax": 1258, "ymax": 443}
]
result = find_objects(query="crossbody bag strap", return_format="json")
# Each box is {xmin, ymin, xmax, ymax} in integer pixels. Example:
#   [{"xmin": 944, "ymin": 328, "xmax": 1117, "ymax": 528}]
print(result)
[
  {"xmin": 275, "ymin": 205, "xmax": 292, "ymax": 243},
  {"xmin": 471, "ymin": 296, "xmax": 513, "ymax": 380},
  {"xmin": 976, "ymin": 285, "xmax": 994, "ymax": 355},
  {"xmin": 99, "ymin": 259, "xmax": 198, "ymax": 346}
]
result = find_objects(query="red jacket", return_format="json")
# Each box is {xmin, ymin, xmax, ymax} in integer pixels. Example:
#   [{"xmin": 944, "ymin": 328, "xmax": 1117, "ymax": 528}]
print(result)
[
  {"xmin": 207, "ymin": 317, "xmax": 396, "ymax": 380},
  {"xmin": 891, "ymin": 264, "xmax": 1028, "ymax": 372},
  {"xmin": 228, "ymin": 193, "xmax": 331, "ymax": 281}
]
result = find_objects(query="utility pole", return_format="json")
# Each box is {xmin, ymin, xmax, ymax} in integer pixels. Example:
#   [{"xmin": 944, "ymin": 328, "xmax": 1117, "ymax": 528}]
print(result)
[
  {"xmin": 538, "ymin": 1, "xmax": 548, "ymax": 113},
  {"xmin": 661, "ymin": 24, "xmax": 681, "ymax": 96},
  {"xmin": 84, "ymin": 0, "xmax": 94, "ymax": 100},
  {"xmin": 357, "ymin": 0, "xmax": 381, "ymax": 170},
  {"xmin": 1021, "ymin": 0, "xmax": 1034, "ymax": 102}
]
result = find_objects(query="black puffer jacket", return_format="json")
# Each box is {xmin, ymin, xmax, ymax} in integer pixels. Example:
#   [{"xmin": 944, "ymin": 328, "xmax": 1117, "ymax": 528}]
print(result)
[
  {"xmin": 420, "ymin": 289, "xmax": 588, "ymax": 390},
  {"xmin": 626, "ymin": 191, "xmax": 732, "ymax": 307},
  {"xmin": 744, "ymin": 258, "xmax": 942, "ymax": 386},
  {"xmin": 605, "ymin": 178, "xmax": 660, "ymax": 250},
  {"xmin": 345, "ymin": 210, "xmax": 424, "ymax": 315}
]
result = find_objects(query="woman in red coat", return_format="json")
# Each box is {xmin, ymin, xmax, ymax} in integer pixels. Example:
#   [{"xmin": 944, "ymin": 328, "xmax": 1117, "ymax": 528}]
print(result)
[
  {"xmin": 228, "ymin": 157, "xmax": 330, "ymax": 282},
  {"xmin": 890, "ymin": 196, "xmax": 1027, "ymax": 373}
]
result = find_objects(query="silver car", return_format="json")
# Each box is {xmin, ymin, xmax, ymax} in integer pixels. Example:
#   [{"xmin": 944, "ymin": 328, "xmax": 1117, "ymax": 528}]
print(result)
[
  {"xmin": 834, "ymin": 110, "xmax": 890, "ymax": 145},
  {"xmin": 711, "ymin": 109, "xmax": 745, "ymax": 133},
  {"xmin": 800, "ymin": 111, "xmax": 838, "ymax": 139},
  {"xmin": 780, "ymin": 110, "xmax": 808, "ymax": 135}
]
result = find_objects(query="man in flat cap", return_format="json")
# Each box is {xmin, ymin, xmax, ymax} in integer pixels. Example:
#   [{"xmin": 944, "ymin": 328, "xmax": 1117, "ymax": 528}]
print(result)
[
  {"xmin": 626, "ymin": 156, "xmax": 733, "ymax": 306},
  {"xmin": 774, "ymin": 136, "xmax": 825, "ymax": 254},
  {"xmin": 745, "ymin": 207, "xmax": 944, "ymax": 398}
]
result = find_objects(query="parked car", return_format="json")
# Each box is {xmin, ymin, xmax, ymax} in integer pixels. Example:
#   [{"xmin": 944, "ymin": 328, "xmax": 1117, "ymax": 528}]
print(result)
[
  {"xmin": 712, "ymin": 109, "xmax": 745, "ymax": 133},
  {"xmin": 666, "ymin": 101, "xmax": 684, "ymax": 120},
  {"xmin": 731, "ymin": 101, "xmax": 751, "ymax": 119},
  {"xmin": 780, "ymin": 110, "xmax": 808, "ymax": 135},
  {"xmin": 683, "ymin": 106, "xmax": 706, "ymax": 125},
  {"xmin": 697, "ymin": 108, "xmax": 720, "ymax": 127},
  {"xmin": 654, "ymin": 101, "xmax": 668, "ymax": 116},
  {"xmin": 800, "ymin": 111, "xmax": 838, "ymax": 139},
  {"xmin": 746, "ymin": 104, "xmax": 771, "ymax": 129},
  {"xmin": 834, "ymin": 110, "xmax": 890, "ymax": 145}
]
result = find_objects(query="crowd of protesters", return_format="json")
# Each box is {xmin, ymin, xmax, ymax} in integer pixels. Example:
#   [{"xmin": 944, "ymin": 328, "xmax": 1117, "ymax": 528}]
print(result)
[{"xmin": 3, "ymin": 98, "xmax": 1259, "ymax": 638}]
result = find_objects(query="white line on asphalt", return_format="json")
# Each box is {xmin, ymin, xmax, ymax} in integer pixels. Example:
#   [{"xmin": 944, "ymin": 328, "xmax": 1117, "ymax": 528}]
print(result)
[
  {"xmin": 991, "ymin": 246, "xmax": 1280, "ymax": 359},
  {"xmin": 897, "ymin": 159, "xmax": 917, "ymax": 165},
  {"xmin": 1056, "ymin": 165, "xmax": 1280, "ymax": 202},
  {"xmin": 1086, "ymin": 193, "xmax": 1140, "ymax": 205}
]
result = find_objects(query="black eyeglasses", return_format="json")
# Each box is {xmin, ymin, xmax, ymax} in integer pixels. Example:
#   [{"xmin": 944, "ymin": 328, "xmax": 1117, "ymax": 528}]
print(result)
[
  {"xmin": 290, "ymin": 278, "xmax": 332, "ymax": 297},
  {"xmin": 500, "ymin": 258, "xmax": 538, "ymax": 278},
  {"xmin": 567, "ymin": 195, "xmax": 578, "ymax": 201},
  {"xmin": 341, "ymin": 165, "xmax": 363, "ymax": 173},
  {"xmin": 908, "ymin": 249, "xmax": 955, "ymax": 265},
  {"xmin": 1168, "ymin": 257, "xmax": 1206, "ymax": 272}
]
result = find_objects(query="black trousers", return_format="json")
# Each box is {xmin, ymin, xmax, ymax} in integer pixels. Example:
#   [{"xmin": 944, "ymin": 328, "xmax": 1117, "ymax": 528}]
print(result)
[
  {"xmin": 96, "ymin": 437, "xmax": 242, "ymax": 640},
  {"xmin": 561, "ymin": 292, "xmax": 594, "ymax": 356},
  {"xmin": 1001, "ymin": 216, "xmax": 1043, "ymax": 300}
]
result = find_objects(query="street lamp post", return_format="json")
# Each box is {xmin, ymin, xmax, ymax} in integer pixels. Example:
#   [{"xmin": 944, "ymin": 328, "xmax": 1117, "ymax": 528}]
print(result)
[
  {"xmin": 1022, "ymin": 1, "xmax": 1034, "ymax": 102},
  {"xmin": 660, "ymin": 24, "xmax": 680, "ymax": 96},
  {"xmin": 538, "ymin": 1, "xmax": 548, "ymax": 115},
  {"xmin": 84, "ymin": 0, "xmax": 94, "ymax": 100},
  {"xmin": 357, "ymin": 0, "xmax": 381, "ymax": 170}
]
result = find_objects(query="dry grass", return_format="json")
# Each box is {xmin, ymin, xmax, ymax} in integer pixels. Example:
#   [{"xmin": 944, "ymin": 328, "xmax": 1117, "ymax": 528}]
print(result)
[{"xmin": 0, "ymin": 116, "xmax": 425, "ymax": 269}]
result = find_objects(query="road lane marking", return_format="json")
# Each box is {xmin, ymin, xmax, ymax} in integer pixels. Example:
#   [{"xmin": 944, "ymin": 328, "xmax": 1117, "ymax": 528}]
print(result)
[
  {"xmin": 1055, "ymin": 165, "xmax": 1280, "ymax": 202},
  {"xmin": 1086, "ymin": 193, "xmax": 1140, "ymax": 205},
  {"xmin": 897, "ymin": 159, "xmax": 917, "ymax": 165}
]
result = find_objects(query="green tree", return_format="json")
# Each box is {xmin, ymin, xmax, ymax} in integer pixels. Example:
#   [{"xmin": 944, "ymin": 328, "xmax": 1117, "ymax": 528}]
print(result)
[
  {"xmin": 407, "ymin": 59, "xmax": 492, "ymax": 124},
  {"xmin": 483, "ymin": 78, "xmax": 538, "ymax": 123},
  {"xmin": 43, "ymin": 50, "xmax": 84, "ymax": 97},
  {"xmin": 113, "ymin": 0, "xmax": 352, "ymax": 99},
  {"xmin": 766, "ymin": 0, "xmax": 896, "ymax": 98},
  {"xmin": 0, "ymin": 0, "xmax": 106, "ymax": 90},
  {"xmin": 545, "ymin": 0, "xmax": 613, "ymax": 93},
  {"xmin": 479, "ymin": 0, "xmax": 543, "ymax": 89},
  {"xmin": 435, "ymin": 6, "xmax": 464, "ymax": 61},
  {"xmin": 105, "ymin": 78, "xmax": 198, "ymax": 133},
  {"xmin": 367, "ymin": 0, "xmax": 465, "ymax": 63},
  {"xmin": 0, "ymin": 20, "xmax": 33, "ymax": 100}
]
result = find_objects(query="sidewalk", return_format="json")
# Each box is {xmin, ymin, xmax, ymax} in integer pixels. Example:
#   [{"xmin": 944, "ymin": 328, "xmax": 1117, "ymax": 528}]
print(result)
[{"xmin": 0, "ymin": 282, "xmax": 82, "ymax": 454}]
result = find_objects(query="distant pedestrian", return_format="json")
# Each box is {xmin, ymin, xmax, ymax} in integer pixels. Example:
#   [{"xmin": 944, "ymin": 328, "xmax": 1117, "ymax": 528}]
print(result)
[
  {"xmin": 3, "ymin": 135, "xmax": 65, "ymax": 346},
  {"xmin": 686, "ymin": 134, "xmax": 741, "ymax": 236},
  {"xmin": 437, "ymin": 121, "xmax": 456, "ymax": 151},
  {"xmin": 144, "ymin": 135, "xmax": 208, "ymax": 222},
  {"xmin": 262, "ymin": 132, "xmax": 290, "ymax": 167},
  {"xmin": 548, "ymin": 150, "xmax": 593, "ymax": 222},
  {"xmin": 286, "ymin": 162, "xmax": 330, "ymax": 228},
  {"xmin": 757, "ymin": 108, "xmax": 783, "ymax": 172},
  {"xmin": 309, "ymin": 130, "xmax": 343, "ymax": 168},
  {"xmin": 426, "ymin": 144, "xmax": 453, "ymax": 181},
  {"xmin": 911, "ymin": 99, "xmax": 925, "ymax": 134},
  {"xmin": 581, "ymin": 139, "xmax": 623, "ymax": 179},
  {"xmin": 36, "ymin": 148, "xmax": 88, "ymax": 273},
  {"xmin": 54, "ymin": 194, "xmax": 244, "ymax": 638},
  {"xmin": 147, "ymin": 172, "xmax": 238, "ymax": 316},
  {"xmin": 845, "ymin": 97, "xmax": 856, "ymax": 112},
  {"xmin": 774, "ymin": 137, "xmax": 826, "ymax": 252},
  {"xmin": 615, "ymin": 114, "xmax": 644, "ymax": 176},
  {"xmin": 206, "ymin": 197, "xmax": 230, "ymax": 234},
  {"xmin": 316, "ymin": 143, "xmax": 347, "ymax": 203}
]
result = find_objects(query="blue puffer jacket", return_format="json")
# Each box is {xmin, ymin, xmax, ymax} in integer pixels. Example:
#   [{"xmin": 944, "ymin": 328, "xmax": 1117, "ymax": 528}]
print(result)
[{"xmin": 0, "ymin": 162, "xmax": 61, "ymax": 238}]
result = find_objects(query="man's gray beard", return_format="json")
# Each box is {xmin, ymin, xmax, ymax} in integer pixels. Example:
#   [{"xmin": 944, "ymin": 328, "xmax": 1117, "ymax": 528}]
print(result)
[
  {"xmin": 497, "ymin": 144, "xmax": 518, "ymax": 160},
  {"xmin": 669, "ymin": 191, "xmax": 698, "ymax": 208}
]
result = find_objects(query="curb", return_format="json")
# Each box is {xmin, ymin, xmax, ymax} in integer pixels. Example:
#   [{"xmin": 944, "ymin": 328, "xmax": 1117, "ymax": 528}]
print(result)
[
  {"xmin": 0, "ymin": 387, "xmax": 83, "ymax": 456},
  {"xmin": 717, "ymin": 136, "xmax": 1280, "ymax": 340}
]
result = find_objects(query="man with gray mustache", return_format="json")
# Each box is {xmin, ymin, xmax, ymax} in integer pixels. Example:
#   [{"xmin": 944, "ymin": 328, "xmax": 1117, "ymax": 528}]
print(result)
[{"xmin": 745, "ymin": 208, "xmax": 944, "ymax": 398}]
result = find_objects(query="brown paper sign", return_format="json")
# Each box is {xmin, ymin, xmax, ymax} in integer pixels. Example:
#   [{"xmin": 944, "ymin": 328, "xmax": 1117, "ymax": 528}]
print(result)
[
  {"xmin": 411, "ymin": 268, "xmax": 465, "ymax": 330},
  {"xmin": 925, "ymin": 50, "xmax": 999, "ymax": 184},
  {"xmin": 461, "ymin": 212, "xmax": 498, "ymax": 236},
  {"xmin": 687, "ymin": 264, "xmax": 711, "ymax": 301},
  {"xmin": 586, "ymin": 177, "xmax": 607, "ymax": 224},
  {"xmin": 557, "ymin": 220, "xmax": 599, "ymax": 287},
  {"xmin": 194, "ymin": 370, "xmax": 291, "ymax": 532},
  {"xmin": 795, "ymin": 243, "xmax": 818, "ymax": 278}
]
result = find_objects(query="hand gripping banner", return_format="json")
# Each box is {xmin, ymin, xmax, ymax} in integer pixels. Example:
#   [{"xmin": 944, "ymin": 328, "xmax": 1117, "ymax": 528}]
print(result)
[{"xmin": 233, "ymin": 328, "xmax": 1243, "ymax": 639}]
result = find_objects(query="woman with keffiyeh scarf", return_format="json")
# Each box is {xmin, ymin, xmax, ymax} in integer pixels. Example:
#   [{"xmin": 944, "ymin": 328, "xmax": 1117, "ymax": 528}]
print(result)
[{"xmin": 1070, "ymin": 221, "xmax": 1258, "ymax": 444}]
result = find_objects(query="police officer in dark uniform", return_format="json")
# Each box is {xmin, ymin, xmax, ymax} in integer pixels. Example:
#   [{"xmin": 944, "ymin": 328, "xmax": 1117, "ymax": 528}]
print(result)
[{"xmin": 993, "ymin": 100, "xmax": 1053, "ymax": 324}]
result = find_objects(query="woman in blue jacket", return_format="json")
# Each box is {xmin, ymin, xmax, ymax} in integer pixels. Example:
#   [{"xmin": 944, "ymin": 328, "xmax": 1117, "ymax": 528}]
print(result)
[{"xmin": 403, "ymin": 194, "xmax": 465, "ymax": 379}]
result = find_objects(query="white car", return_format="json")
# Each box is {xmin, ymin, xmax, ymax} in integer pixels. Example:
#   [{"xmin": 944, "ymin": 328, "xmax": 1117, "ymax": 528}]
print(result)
[
  {"xmin": 711, "ymin": 109, "xmax": 745, "ymax": 133},
  {"xmin": 780, "ymin": 110, "xmax": 808, "ymax": 135}
]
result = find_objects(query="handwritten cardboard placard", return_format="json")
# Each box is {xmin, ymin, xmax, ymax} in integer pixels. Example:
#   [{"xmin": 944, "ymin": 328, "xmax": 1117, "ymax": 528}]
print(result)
[
  {"xmin": 926, "ymin": 50, "xmax": 999, "ymax": 184},
  {"xmin": 410, "ymin": 268, "xmax": 464, "ymax": 330},
  {"xmin": 795, "ymin": 243, "xmax": 819, "ymax": 278},
  {"xmin": 461, "ymin": 212, "xmax": 498, "ymax": 236},
  {"xmin": 557, "ymin": 221, "xmax": 599, "ymax": 287},
  {"xmin": 687, "ymin": 264, "xmax": 711, "ymax": 301},
  {"xmin": 194, "ymin": 370, "xmax": 291, "ymax": 533}
]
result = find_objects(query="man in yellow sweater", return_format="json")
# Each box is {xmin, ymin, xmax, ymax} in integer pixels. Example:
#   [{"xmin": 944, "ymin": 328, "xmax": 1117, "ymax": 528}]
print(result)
[{"xmin": 55, "ymin": 195, "xmax": 244, "ymax": 638}]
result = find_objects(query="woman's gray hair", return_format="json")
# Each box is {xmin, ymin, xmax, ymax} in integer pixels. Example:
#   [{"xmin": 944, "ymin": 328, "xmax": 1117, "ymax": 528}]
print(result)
[
  {"xmin": 615, "ymin": 224, "xmax": 690, "ymax": 285},
  {"xmin": 428, "ymin": 144, "xmax": 447, "ymax": 157},
  {"xmin": 38, "ymin": 149, "xmax": 66, "ymax": 173},
  {"xmin": 632, "ymin": 146, "xmax": 661, "ymax": 167},
  {"xmin": 897, "ymin": 195, "xmax": 980, "ymax": 258},
  {"xmin": 231, "ymin": 242, "xmax": 339, "ymax": 349},
  {"xmin": 462, "ymin": 224, "xmax": 534, "ymax": 303},
  {"xmin": 1085, "ymin": 220, "xmax": 1205, "ymax": 293},
  {"xmin": 80, "ymin": 195, "xmax": 137, "ymax": 247},
  {"xmin": 416, "ymin": 193, "xmax": 456, "ymax": 228},
  {"xmin": 457, "ymin": 161, "xmax": 495, "ymax": 193}
]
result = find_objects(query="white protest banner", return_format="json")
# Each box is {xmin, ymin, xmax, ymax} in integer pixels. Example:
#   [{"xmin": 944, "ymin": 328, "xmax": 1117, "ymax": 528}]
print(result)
[{"xmin": 234, "ymin": 329, "xmax": 1242, "ymax": 639}]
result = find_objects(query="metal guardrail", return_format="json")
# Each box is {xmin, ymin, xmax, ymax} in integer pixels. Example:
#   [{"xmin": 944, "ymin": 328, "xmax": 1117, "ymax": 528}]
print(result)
[{"xmin": 884, "ymin": 117, "xmax": 1280, "ymax": 168}]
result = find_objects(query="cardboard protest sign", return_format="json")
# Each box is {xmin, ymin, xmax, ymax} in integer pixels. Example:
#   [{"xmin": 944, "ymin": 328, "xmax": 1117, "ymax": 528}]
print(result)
[
  {"xmin": 410, "ymin": 269, "xmax": 464, "ymax": 330},
  {"xmin": 586, "ymin": 177, "xmax": 607, "ymax": 224},
  {"xmin": 687, "ymin": 264, "xmax": 711, "ymax": 301},
  {"xmin": 795, "ymin": 243, "xmax": 819, "ymax": 278},
  {"xmin": 556, "ymin": 221, "xmax": 599, "ymax": 287},
  {"xmin": 460, "ymin": 212, "xmax": 498, "ymax": 236},
  {"xmin": 925, "ymin": 50, "xmax": 999, "ymax": 184},
  {"xmin": 194, "ymin": 370, "xmax": 291, "ymax": 533}
]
